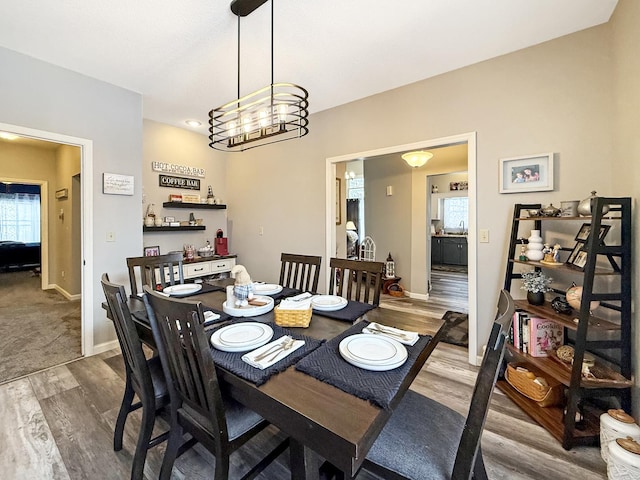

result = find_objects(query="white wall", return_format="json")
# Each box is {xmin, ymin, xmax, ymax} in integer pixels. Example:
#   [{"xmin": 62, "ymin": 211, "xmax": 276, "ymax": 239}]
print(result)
[{"xmin": 0, "ymin": 46, "xmax": 143, "ymax": 349}]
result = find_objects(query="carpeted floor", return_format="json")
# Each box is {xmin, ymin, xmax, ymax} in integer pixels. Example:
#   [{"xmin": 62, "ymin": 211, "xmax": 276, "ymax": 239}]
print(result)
[
  {"xmin": 0, "ymin": 270, "xmax": 81, "ymax": 384},
  {"xmin": 440, "ymin": 310, "xmax": 469, "ymax": 347}
]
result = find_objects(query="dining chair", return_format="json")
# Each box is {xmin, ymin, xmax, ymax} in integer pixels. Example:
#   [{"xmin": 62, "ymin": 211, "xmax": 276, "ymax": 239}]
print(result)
[
  {"xmin": 355, "ymin": 289, "xmax": 516, "ymax": 480},
  {"xmin": 100, "ymin": 273, "xmax": 170, "ymax": 480},
  {"xmin": 126, "ymin": 252, "xmax": 184, "ymax": 297},
  {"xmin": 329, "ymin": 257, "xmax": 384, "ymax": 306},
  {"xmin": 142, "ymin": 286, "xmax": 289, "ymax": 480},
  {"xmin": 278, "ymin": 253, "xmax": 322, "ymax": 293}
]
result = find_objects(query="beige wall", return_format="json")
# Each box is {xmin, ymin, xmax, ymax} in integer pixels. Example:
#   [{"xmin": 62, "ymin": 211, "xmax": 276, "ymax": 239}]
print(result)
[
  {"xmin": 227, "ymin": 24, "xmax": 617, "ymax": 359},
  {"xmin": 54, "ymin": 144, "xmax": 81, "ymax": 295},
  {"xmin": 610, "ymin": 0, "xmax": 640, "ymax": 416},
  {"xmin": 142, "ymin": 120, "xmax": 228, "ymax": 256}
]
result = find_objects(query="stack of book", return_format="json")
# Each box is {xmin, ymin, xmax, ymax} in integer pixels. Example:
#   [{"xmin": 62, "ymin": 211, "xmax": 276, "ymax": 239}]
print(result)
[{"xmin": 511, "ymin": 310, "xmax": 564, "ymax": 357}]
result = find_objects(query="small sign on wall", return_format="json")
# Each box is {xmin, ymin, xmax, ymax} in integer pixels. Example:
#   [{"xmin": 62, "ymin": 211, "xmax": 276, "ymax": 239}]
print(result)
[
  {"xmin": 158, "ymin": 174, "xmax": 201, "ymax": 190},
  {"xmin": 103, "ymin": 173, "xmax": 134, "ymax": 196}
]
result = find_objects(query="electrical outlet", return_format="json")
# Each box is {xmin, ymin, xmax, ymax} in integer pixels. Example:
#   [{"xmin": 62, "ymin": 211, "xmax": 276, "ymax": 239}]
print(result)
[
  {"xmin": 106, "ymin": 231, "xmax": 115, "ymax": 242},
  {"xmin": 259, "ymin": 226, "xmax": 264, "ymax": 236},
  {"xmin": 479, "ymin": 229, "xmax": 490, "ymax": 243}
]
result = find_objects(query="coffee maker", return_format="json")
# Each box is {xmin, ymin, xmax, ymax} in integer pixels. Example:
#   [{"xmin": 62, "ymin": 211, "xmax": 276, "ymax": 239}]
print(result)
[{"xmin": 214, "ymin": 228, "xmax": 228, "ymax": 256}]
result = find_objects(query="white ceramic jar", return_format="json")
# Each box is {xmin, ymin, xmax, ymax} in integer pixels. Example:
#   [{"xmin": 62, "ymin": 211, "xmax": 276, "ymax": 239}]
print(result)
[
  {"xmin": 607, "ymin": 437, "xmax": 640, "ymax": 480},
  {"xmin": 601, "ymin": 409, "xmax": 640, "ymax": 463},
  {"xmin": 526, "ymin": 230, "xmax": 544, "ymax": 261}
]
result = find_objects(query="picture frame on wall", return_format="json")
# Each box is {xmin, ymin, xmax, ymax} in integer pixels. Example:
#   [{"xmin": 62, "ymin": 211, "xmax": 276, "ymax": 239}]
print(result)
[
  {"xmin": 144, "ymin": 245, "xmax": 160, "ymax": 257},
  {"xmin": 498, "ymin": 153, "xmax": 554, "ymax": 193}
]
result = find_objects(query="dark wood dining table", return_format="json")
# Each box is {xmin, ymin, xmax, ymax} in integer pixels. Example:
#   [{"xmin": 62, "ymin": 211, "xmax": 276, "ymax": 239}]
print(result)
[{"xmin": 104, "ymin": 280, "xmax": 449, "ymax": 480}]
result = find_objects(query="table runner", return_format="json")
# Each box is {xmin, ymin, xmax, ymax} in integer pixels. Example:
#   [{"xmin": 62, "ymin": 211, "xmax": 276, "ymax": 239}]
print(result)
[
  {"xmin": 295, "ymin": 321, "xmax": 432, "ymax": 409},
  {"xmin": 209, "ymin": 321, "xmax": 324, "ymax": 386},
  {"xmin": 313, "ymin": 301, "xmax": 376, "ymax": 323}
]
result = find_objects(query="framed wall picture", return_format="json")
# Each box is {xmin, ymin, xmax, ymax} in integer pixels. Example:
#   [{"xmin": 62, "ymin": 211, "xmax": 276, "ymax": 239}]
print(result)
[
  {"xmin": 144, "ymin": 245, "xmax": 160, "ymax": 257},
  {"xmin": 498, "ymin": 153, "xmax": 554, "ymax": 193}
]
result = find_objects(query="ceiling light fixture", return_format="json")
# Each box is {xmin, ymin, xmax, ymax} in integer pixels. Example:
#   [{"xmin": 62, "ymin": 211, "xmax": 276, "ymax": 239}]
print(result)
[
  {"xmin": 0, "ymin": 132, "xmax": 19, "ymax": 140},
  {"xmin": 208, "ymin": 0, "xmax": 309, "ymax": 152},
  {"xmin": 185, "ymin": 120, "xmax": 202, "ymax": 127},
  {"xmin": 402, "ymin": 150, "xmax": 433, "ymax": 168}
]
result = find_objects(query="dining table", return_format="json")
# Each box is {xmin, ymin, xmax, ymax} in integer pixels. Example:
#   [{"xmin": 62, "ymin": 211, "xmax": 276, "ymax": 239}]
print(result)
[{"xmin": 103, "ymin": 278, "xmax": 451, "ymax": 480}]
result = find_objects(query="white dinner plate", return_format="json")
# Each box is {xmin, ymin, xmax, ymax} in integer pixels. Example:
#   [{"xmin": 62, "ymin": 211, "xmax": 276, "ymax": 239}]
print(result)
[
  {"xmin": 253, "ymin": 283, "xmax": 283, "ymax": 296},
  {"xmin": 210, "ymin": 322, "xmax": 274, "ymax": 352},
  {"xmin": 311, "ymin": 295, "xmax": 348, "ymax": 312},
  {"xmin": 222, "ymin": 295, "xmax": 275, "ymax": 317},
  {"xmin": 162, "ymin": 283, "xmax": 202, "ymax": 297},
  {"xmin": 339, "ymin": 334, "xmax": 408, "ymax": 371}
]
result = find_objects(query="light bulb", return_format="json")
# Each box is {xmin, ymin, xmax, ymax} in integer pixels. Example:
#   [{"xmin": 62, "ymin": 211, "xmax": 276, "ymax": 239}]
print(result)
[
  {"xmin": 242, "ymin": 115, "xmax": 252, "ymax": 134},
  {"xmin": 226, "ymin": 121, "xmax": 236, "ymax": 137},
  {"xmin": 259, "ymin": 109, "xmax": 269, "ymax": 128},
  {"xmin": 277, "ymin": 104, "xmax": 287, "ymax": 123}
]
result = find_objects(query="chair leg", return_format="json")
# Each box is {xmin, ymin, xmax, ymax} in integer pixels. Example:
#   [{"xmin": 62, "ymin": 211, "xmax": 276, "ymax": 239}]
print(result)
[
  {"xmin": 214, "ymin": 455, "xmax": 230, "ymax": 480},
  {"xmin": 114, "ymin": 376, "xmax": 135, "ymax": 451},
  {"xmin": 130, "ymin": 401, "xmax": 156, "ymax": 480},
  {"xmin": 472, "ymin": 452, "xmax": 489, "ymax": 480},
  {"xmin": 159, "ymin": 423, "xmax": 184, "ymax": 480}
]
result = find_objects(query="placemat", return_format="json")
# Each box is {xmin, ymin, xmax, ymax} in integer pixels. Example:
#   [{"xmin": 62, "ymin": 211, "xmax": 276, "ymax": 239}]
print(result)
[
  {"xmin": 272, "ymin": 286, "xmax": 302, "ymax": 301},
  {"xmin": 295, "ymin": 321, "xmax": 432, "ymax": 409},
  {"xmin": 313, "ymin": 301, "xmax": 377, "ymax": 323},
  {"xmin": 209, "ymin": 321, "xmax": 324, "ymax": 386},
  {"xmin": 131, "ymin": 305, "xmax": 230, "ymax": 326},
  {"xmin": 184, "ymin": 282, "xmax": 224, "ymax": 295}
]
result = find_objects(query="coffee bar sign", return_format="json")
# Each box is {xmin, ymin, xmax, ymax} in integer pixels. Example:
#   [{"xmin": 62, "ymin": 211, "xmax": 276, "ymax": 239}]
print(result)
[
  {"xmin": 151, "ymin": 161, "xmax": 205, "ymax": 178},
  {"xmin": 159, "ymin": 174, "xmax": 200, "ymax": 190}
]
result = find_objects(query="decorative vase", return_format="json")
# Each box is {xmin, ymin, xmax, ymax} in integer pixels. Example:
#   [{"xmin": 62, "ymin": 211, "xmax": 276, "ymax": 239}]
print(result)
[
  {"xmin": 526, "ymin": 230, "xmax": 544, "ymax": 261},
  {"xmin": 527, "ymin": 291, "xmax": 545, "ymax": 306},
  {"xmin": 577, "ymin": 190, "xmax": 610, "ymax": 216}
]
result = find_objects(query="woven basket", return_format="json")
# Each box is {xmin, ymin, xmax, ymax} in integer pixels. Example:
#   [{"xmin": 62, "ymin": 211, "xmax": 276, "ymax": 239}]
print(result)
[
  {"xmin": 387, "ymin": 283, "xmax": 405, "ymax": 297},
  {"xmin": 505, "ymin": 363, "xmax": 563, "ymax": 407},
  {"xmin": 274, "ymin": 306, "xmax": 312, "ymax": 328}
]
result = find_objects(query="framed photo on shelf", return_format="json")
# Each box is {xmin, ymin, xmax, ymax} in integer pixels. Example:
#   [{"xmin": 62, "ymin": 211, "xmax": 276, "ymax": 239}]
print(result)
[
  {"xmin": 572, "ymin": 251, "xmax": 588, "ymax": 270},
  {"xmin": 566, "ymin": 243, "xmax": 583, "ymax": 265},
  {"xmin": 144, "ymin": 245, "xmax": 160, "ymax": 257},
  {"xmin": 574, "ymin": 223, "xmax": 611, "ymax": 242},
  {"xmin": 498, "ymin": 152, "xmax": 554, "ymax": 194}
]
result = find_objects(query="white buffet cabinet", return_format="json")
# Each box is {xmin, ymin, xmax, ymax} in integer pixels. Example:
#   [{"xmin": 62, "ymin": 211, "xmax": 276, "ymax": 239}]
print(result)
[{"xmin": 161, "ymin": 255, "xmax": 237, "ymax": 281}]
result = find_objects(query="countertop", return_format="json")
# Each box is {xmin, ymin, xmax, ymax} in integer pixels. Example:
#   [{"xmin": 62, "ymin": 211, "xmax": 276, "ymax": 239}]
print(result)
[{"xmin": 433, "ymin": 234, "xmax": 468, "ymax": 238}]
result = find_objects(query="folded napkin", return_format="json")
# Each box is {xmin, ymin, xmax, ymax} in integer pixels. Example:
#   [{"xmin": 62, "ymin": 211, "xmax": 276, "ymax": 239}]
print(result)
[
  {"xmin": 289, "ymin": 292, "xmax": 313, "ymax": 301},
  {"xmin": 362, "ymin": 322, "xmax": 419, "ymax": 346},
  {"xmin": 278, "ymin": 297, "xmax": 312, "ymax": 310},
  {"xmin": 242, "ymin": 336, "xmax": 305, "ymax": 370},
  {"xmin": 203, "ymin": 310, "xmax": 220, "ymax": 323}
]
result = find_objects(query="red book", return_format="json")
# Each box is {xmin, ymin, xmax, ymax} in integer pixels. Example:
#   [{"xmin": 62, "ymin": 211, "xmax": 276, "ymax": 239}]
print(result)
[{"xmin": 528, "ymin": 317, "xmax": 564, "ymax": 357}]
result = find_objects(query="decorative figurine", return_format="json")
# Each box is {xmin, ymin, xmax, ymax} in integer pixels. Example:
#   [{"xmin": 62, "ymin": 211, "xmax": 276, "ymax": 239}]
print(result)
[
  {"xmin": 207, "ymin": 185, "xmax": 215, "ymax": 205},
  {"xmin": 231, "ymin": 265, "xmax": 254, "ymax": 307},
  {"xmin": 552, "ymin": 244, "xmax": 561, "ymax": 263}
]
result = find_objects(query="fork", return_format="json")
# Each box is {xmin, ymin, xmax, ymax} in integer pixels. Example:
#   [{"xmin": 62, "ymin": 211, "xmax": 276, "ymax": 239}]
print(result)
[
  {"xmin": 368, "ymin": 325, "xmax": 410, "ymax": 341},
  {"xmin": 264, "ymin": 337, "xmax": 296, "ymax": 362},
  {"xmin": 253, "ymin": 336, "xmax": 292, "ymax": 362}
]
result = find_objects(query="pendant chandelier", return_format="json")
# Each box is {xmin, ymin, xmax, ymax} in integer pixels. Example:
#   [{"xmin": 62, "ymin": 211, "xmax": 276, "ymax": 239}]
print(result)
[{"xmin": 208, "ymin": 0, "xmax": 309, "ymax": 152}]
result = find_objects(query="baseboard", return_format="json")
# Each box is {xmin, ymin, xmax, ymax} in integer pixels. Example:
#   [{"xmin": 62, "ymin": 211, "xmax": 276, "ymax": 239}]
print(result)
[
  {"xmin": 50, "ymin": 284, "xmax": 81, "ymax": 301},
  {"xmin": 92, "ymin": 339, "xmax": 120, "ymax": 355},
  {"xmin": 404, "ymin": 291, "xmax": 429, "ymax": 301}
]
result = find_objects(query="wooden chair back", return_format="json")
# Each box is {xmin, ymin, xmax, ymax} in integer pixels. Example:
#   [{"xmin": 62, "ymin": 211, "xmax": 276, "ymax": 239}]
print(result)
[
  {"xmin": 329, "ymin": 257, "xmax": 384, "ymax": 306},
  {"xmin": 142, "ymin": 287, "xmax": 229, "ymax": 445},
  {"xmin": 452, "ymin": 289, "xmax": 515, "ymax": 479},
  {"xmin": 101, "ymin": 273, "xmax": 154, "ymax": 403},
  {"xmin": 126, "ymin": 252, "xmax": 184, "ymax": 296},
  {"xmin": 279, "ymin": 253, "xmax": 322, "ymax": 293}
]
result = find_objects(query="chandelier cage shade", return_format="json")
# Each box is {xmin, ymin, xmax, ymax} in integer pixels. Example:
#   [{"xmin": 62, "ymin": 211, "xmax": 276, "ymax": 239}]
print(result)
[
  {"xmin": 209, "ymin": 0, "xmax": 309, "ymax": 152},
  {"xmin": 402, "ymin": 150, "xmax": 433, "ymax": 168}
]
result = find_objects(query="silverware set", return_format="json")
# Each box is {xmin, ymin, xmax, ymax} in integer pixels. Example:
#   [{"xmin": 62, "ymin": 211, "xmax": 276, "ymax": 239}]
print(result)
[
  {"xmin": 368, "ymin": 325, "xmax": 411, "ymax": 341},
  {"xmin": 253, "ymin": 336, "xmax": 296, "ymax": 362}
]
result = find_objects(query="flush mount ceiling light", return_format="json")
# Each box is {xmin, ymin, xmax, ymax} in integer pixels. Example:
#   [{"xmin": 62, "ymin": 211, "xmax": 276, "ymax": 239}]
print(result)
[
  {"xmin": 208, "ymin": 0, "xmax": 309, "ymax": 152},
  {"xmin": 0, "ymin": 131, "xmax": 19, "ymax": 140},
  {"xmin": 402, "ymin": 150, "xmax": 433, "ymax": 168},
  {"xmin": 185, "ymin": 120, "xmax": 202, "ymax": 127}
]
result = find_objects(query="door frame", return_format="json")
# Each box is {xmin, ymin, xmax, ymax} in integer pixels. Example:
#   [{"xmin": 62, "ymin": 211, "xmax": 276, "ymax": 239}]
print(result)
[
  {"xmin": 326, "ymin": 132, "xmax": 479, "ymax": 365},
  {"xmin": 0, "ymin": 122, "xmax": 94, "ymax": 356}
]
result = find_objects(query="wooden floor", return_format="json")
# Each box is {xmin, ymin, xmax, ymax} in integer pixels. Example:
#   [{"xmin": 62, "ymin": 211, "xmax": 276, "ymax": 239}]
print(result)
[{"xmin": 0, "ymin": 271, "xmax": 606, "ymax": 479}]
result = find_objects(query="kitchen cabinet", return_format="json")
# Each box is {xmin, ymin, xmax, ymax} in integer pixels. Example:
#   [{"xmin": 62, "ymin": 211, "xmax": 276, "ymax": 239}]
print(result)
[
  {"xmin": 432, "ymin": 236, "xmax": 467, "ymax": 266},
  {"xmin": 498, "ymin": 199, "xmax": 632, "ymax": 450}
]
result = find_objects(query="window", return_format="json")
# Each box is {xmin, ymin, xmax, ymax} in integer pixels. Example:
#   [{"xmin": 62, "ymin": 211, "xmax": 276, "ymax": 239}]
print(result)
[
  {"xmin": 0, "ymin": 193, "xmax": 41, "ymax": 242},
  {"xmin": 442, "ymin": 197, "xmax": 468, "ymax": 232}
]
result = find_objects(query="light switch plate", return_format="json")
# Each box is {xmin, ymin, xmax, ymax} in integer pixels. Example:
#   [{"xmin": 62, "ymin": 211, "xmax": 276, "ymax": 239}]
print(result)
[{"xmin": 479, "ymin": 229, "xmax": 489, "ymax": 243}]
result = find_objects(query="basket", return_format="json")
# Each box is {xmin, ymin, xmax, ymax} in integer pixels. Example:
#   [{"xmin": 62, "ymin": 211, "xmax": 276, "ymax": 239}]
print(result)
[
  {"xmin": 274, "ymin": 306, "xmax": 312, "ymax": 328},
  {"xmin": 387, "ymin": 283, "xmax": 405, "ymax": 297},
  {"xmin": 505, "ymin": 363, "xmax": 564, "ymax": 407}
]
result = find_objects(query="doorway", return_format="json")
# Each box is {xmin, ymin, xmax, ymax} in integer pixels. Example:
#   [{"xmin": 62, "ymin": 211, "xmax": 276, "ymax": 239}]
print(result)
[
  {"xmin": 326, "ymin": 132, "xmax": 479, "ymax": 365},
  {"xmin": 0, "ymin": 121, "xmax": 94, "ymax": 360}
]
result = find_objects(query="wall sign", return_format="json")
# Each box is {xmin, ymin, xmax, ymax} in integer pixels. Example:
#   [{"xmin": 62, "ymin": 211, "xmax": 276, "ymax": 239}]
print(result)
[
  {"xmin": 152, "ymin": 161, "xmax": 205, "ymax": 178},
  {"xmin": 103, "ymin": 173, "xmax": 134, "ymax": 196},
  {"xmin": 159, "ymin": 174, "xmax": 201, "ymax": 190}
]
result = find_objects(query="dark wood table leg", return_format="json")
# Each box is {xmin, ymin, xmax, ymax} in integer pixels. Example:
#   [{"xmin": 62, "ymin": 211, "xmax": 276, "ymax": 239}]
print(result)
[{"xmin": 290, "ymin": 438, "xmax": 320, "ymax": 480}]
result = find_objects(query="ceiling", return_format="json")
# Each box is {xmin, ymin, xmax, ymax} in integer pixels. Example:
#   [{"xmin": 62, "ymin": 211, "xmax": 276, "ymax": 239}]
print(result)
[{"xmin": 0, "ymin": 0, "xmax": 617, "ymax": 135}]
